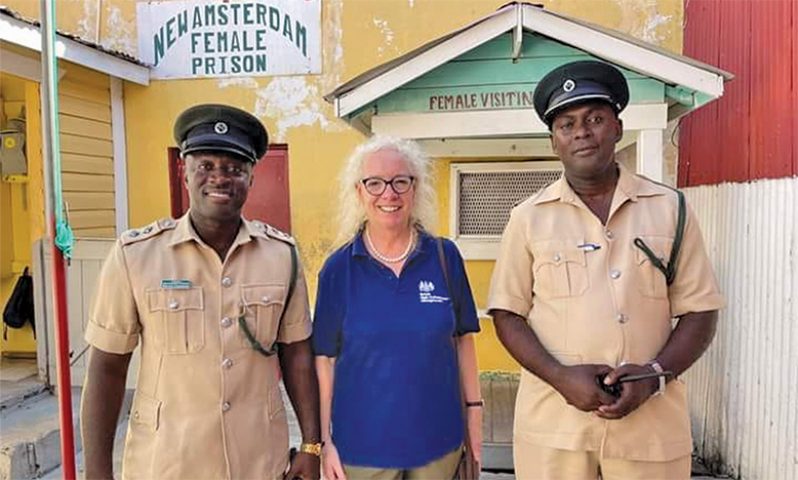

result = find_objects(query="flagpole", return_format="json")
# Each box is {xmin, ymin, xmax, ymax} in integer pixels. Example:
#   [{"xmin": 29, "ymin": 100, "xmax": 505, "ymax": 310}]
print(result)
[{"xmin": 40, "ymin": 0, "xmax": 77, "ymax": 477}]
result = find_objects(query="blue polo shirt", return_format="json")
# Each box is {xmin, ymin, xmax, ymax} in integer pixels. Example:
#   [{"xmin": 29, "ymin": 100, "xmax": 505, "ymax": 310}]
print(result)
[{"xmin": 312, "ymin": 230, "xmax": 480, "ymax": 468}]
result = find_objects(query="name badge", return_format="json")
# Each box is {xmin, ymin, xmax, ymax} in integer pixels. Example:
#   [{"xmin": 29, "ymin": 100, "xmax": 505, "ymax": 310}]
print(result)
[{"xmin": 160, "ymin": 279, "xmax": 192, "ymax": 290}]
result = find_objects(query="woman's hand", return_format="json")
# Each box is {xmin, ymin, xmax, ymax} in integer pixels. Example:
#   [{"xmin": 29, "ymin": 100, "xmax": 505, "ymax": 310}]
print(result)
[
  {"xmin": 321, "ymin": 441, "xmax": 347, "ymax": 480},
  {"xmin": 466, "ymin": 406, "xmax": 483, "ymax": 464}
]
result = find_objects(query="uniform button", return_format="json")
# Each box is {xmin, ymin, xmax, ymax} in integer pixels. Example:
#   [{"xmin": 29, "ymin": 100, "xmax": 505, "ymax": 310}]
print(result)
[
  {"xmin": 616, "ymin": 313, "xmax": 628, "ymax": 324},
  {"xmin": 221, "ymin": 358, "xmax": 233, "ymax": 369},
  {"xmin": 142, "ymin": 226, "xmax": 153, "ymax": 234},
  {"xmin": 168, "ymin": 299, "xmax": 179, "ymax": 309},
  {"xmin": 221, "ymin": 276, "xmax": 233, "ymax": 288},
  {"xmin": 553, "ymin": 253, "xmax": 562, "ymax": 262},
  {"xmin": 163, "ymin": 219, "xmax": 175, "ymax": 228},
  {"xmin": 221, "ymin": 316, "xmax": 232, "ymax": 328},
  {"xmin": 222, "ymin": 401, "xmax": 231, "ymax": 412},
  {"xmin": 605, "ymin": 229, "xmax": 614, "ymax": 240},
  {"xmin": 610, "ymin": 269, "xmax": 621, "ymax": 279},
  {"xmin": 133, "ymin": 411, "xmax": 140, "ymax": 419},
  {"xmin": 261, "ymin": 295, "xmax": 270, "ymax": 303}
]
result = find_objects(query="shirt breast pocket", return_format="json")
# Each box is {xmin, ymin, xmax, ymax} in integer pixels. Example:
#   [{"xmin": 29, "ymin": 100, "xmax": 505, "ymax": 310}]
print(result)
[
  {"xmin": 146, "ymin": 287, "xmax": 205, "ymax": 354},
  {"xmin": 241, "ymin": 284, "xmax": 286, "ymax": 348},
  {"xmin": 634, "ymin": 235, "xmax": 673, "ymax": 299},
  {"xmin": 532, "ymin": 241, "xmax": 589, "ymax": 299}
]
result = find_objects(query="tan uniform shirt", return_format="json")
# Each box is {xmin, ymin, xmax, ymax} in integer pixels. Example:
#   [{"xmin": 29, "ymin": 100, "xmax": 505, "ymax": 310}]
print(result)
[
  {"xmin": 85, "ymin": 214, "xmax": 312, "ymax": 479},
  {"xmin": 487, "ymin": 164, "xmax": 724, "ymax": 462}
]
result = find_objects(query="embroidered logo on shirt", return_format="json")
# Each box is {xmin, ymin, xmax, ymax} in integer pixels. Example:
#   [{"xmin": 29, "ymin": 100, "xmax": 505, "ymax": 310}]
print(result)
[{"xmin": 418, "ymin": 280, "xmax": 449, "ymax": 304}]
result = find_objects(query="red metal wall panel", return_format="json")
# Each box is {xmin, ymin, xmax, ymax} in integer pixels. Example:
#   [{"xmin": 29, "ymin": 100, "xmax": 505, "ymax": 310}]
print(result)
[
  {"xmin": 679, "ymin": 0, "xmax": 720, "ymax": 186},
  {"xmin": 680, "ymin": 0, "xmax": 797, "ymax": 186},
  {"xmin": 748, "ymin": 0, "xmax": 794, "ymax": 180},
  {"xmin": 716, "ymin": 0, "xmax": 750, "ymax": 183},
  {"xmin": 793, "ymin": 0, "xmax": 798, "ymax": 176}
]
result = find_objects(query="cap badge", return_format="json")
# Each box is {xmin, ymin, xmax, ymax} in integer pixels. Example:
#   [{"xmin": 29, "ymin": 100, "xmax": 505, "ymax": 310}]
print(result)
[
  {"xmin": 563, "ymin": 79, "xmax": 576, "ymax": 92},
  {"xmin": 214, "ymin": 122, "xmax": 229, "ymax": 134}
]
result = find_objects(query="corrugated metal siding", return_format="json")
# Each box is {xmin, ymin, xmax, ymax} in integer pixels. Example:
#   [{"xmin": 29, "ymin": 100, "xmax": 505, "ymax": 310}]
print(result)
[
  {"xmin": 679, "ymin": 0, "xmax": 720, "ymax": 187},
  {"xmin": 680, "ymin": 0, "xmax": 797, "ymax": 185},
  {"xmin": 58, "ymin": 65, "xmax": 116, "ymax": 237},
  {"xmin": 682, "ymin": 178, "xmax": 798, "ymax": 480}
]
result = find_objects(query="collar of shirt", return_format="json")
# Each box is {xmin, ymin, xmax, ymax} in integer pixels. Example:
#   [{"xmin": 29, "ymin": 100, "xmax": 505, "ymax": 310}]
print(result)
[
  {"xmin": 533, "ymin": 163, "xmax": 665, "ymax": 207},
  {"xmin": 167, "ymin": 212, "xmax": 263, "ymax": 249}
]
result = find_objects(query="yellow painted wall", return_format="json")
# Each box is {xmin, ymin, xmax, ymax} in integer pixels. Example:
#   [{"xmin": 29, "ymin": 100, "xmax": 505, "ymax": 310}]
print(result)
[
  {"xmin": 58, "ymin": 64, "xmax": 116, "ymax": 237},
  {"xmin": 1, "ymin": 0, "xmax": 683, "ymax": 369},
  {"xmin": 0, "ymin": 75, "xmax": 44, "ymax": 355}
]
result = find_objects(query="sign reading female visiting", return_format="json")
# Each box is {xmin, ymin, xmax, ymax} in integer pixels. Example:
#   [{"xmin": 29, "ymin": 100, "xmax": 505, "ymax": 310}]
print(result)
[{"xmin": 137, "ymin": 0, "xmax": 321, "ymax": 79}]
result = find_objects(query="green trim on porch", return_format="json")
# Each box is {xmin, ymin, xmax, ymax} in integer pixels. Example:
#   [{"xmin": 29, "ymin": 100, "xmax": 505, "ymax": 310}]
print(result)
[{"xmin": 368, "ymin": 33, "xmax": 665, "ymax": 116}]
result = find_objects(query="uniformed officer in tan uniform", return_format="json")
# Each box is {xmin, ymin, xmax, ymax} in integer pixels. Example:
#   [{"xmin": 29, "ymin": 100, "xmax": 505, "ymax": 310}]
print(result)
[
  {"xmin": 487, "ymin": 61, "xmax": 725, "ymax": 479},
  {"xmin": 80, "ymin": 104, "xmax": 321, "ymax": 480}
]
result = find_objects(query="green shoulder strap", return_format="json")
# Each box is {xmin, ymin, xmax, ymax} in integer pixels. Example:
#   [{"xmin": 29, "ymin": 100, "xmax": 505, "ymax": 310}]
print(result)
[
  {"xmin": 281, "ymin": 243, "xmax": 299, "ymax": 322},
  {"xmin": 633, "ymin": 189, "xmax": 686, "ymax": 286},
  {"xmin": 240, "ymin": 242, "xmax": 297, "ymax": 357}
]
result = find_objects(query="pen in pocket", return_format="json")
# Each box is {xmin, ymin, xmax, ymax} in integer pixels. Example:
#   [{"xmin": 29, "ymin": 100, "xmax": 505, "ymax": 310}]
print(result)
[{"xmin": 577, "ymin": 242, "xmax": 602, "ymax": 252}]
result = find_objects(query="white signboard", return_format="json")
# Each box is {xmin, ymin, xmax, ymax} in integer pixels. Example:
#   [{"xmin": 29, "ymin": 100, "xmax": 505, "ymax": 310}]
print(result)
[{"xmin": 137, "ymin": 0, "xmax": 321, "ymax": 79}]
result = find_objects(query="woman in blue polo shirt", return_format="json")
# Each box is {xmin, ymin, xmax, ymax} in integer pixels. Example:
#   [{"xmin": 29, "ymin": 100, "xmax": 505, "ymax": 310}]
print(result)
[{"xmin": 313, "ymin": 136, "xmax": 482, "ymax": 479}]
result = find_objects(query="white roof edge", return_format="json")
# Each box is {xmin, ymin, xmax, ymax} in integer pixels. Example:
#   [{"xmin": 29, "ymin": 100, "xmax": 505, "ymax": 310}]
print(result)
[
  {"xmin": 0, "ymin": 13, "xmax": 150, "ymax": 86},
  {"xmin": 329, "ymin": 3, "xmax": 732, "ymax": 120},
  {"xmin": 337, "ymin": 7, "xmax": 517, "ymax": 117},
  {"xmin": 522, "ymin": 6, "xmax": 725, "ymax": 98}
]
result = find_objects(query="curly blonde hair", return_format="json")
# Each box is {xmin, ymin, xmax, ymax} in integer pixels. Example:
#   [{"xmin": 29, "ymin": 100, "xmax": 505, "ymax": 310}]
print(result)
[{"xmin": 335, "ymin": 136, "xmax": 437, "ymax": 246}]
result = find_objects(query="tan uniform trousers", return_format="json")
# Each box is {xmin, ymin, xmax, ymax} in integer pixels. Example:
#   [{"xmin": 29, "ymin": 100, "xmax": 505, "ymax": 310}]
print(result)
[
  {"xmin": 344, "ymin": 446, "xmax": 462, "ymax": 480},
  {"xmin": 514, "ymin": 437, "xmax": 691, "ymax": 480}
]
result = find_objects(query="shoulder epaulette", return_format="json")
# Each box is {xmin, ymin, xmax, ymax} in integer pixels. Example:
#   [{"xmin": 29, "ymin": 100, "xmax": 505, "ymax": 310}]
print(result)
[
  {"xmin": 250, "ymin": 220, "xmax": 296, "ymax": 246},
  {"xmin": 120, "ymin": 218, "xmax": 177, "ymax": 246}
]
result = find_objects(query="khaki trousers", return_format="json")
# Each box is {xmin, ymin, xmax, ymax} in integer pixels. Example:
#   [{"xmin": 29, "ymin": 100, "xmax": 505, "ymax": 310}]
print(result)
[
  {"xmin": 344, "ymin": 446, "xmax": 462, "ymax": 480},
  {"xmin": 514, "ymin": 438, "xmax": 691, "ymax": 480}
]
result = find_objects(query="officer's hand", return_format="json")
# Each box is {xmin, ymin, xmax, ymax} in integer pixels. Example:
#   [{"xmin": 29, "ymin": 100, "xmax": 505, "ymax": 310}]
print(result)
[
  {"xmin": 596, "ymin": 363, "xmax": 658, "ymax": 420},
  {"xmin": 551, "ymin": 364, "xmax": 616, "ymax": 412},
  {"xmin": 284, "ymin": 451, "xmax": 320, "ymax": 480}
]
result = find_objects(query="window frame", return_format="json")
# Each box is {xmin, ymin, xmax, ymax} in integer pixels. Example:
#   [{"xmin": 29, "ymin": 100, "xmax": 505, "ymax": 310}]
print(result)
[{"xmin": 449, "ymin": 160, "xmax": 563, "ymax": 260}]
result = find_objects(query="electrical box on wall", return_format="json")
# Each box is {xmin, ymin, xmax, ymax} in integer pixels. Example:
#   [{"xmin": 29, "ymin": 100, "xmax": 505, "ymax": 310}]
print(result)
[{"xmin": 0, "ymin": 130, "xmax": 27, "ymax": 176}]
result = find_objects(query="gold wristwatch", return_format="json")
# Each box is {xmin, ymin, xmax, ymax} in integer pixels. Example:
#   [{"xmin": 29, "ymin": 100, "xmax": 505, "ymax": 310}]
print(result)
[{"xmin": 299, "ymin": 442, "xmax": 323, "ymax": 456}]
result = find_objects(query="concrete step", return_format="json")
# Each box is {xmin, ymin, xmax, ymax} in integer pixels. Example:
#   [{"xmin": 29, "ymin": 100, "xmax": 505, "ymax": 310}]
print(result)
[
  {"xmin": 0, "ymin": 358, "xmax": 45, "ymax": 412},
  {"xmin": 40, "ymin": 416, "xmax": 127, "ymax": 480},
  {"xmin": 0, "ymin": 387, "xmax": 81, "ymax": 480}
]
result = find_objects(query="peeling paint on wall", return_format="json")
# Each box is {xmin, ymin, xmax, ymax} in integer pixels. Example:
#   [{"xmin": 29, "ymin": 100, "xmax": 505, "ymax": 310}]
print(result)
[
  {"xmin": 322, "ymin": 0, "xmax": 345, "ymax": 92},
  {"xmin": 613, "ymin": 0, "xmax": 677, "ymax": 48},
  {"xmin": 373, "ymin": 17, "xmax": 398, "ymax": 58},
  {"xmin": 246, "ymin": 0, "xmax": 347, "ymax": 140},
  {"xmin": 254, "ymin": 77, "xmax": 330, "ymax": 140},
  {"xmin": 102, "ymin": 5, "xmax": 136, "ymax": 55},
  {"xmin": 217, "ymin": 77, "xmax": 261, "ymax": 89},
  {"xmin": 76, "ymin": 0, "xmax": 99, "ymax": 43},
  {"xmin": 639, "ymin": 13, "xmax": 672, "ymax": 44}
]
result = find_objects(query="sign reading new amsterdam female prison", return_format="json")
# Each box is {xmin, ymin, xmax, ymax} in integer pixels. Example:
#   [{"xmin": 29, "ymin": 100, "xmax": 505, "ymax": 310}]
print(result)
[{"xmin": 137, "ymin": 0, "xmax": 321, "ymax": 79}]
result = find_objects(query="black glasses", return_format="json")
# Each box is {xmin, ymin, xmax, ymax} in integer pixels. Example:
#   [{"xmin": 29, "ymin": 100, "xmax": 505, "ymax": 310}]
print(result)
[{"xmin": 361, "ymin": 175, "xmax": 415, "ymax": 196}]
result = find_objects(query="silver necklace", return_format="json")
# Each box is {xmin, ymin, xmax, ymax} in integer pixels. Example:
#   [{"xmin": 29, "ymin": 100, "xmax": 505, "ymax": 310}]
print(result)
[{"xmin": 364, "ymin": 228, "xmax": 416, "ymax": 263}]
